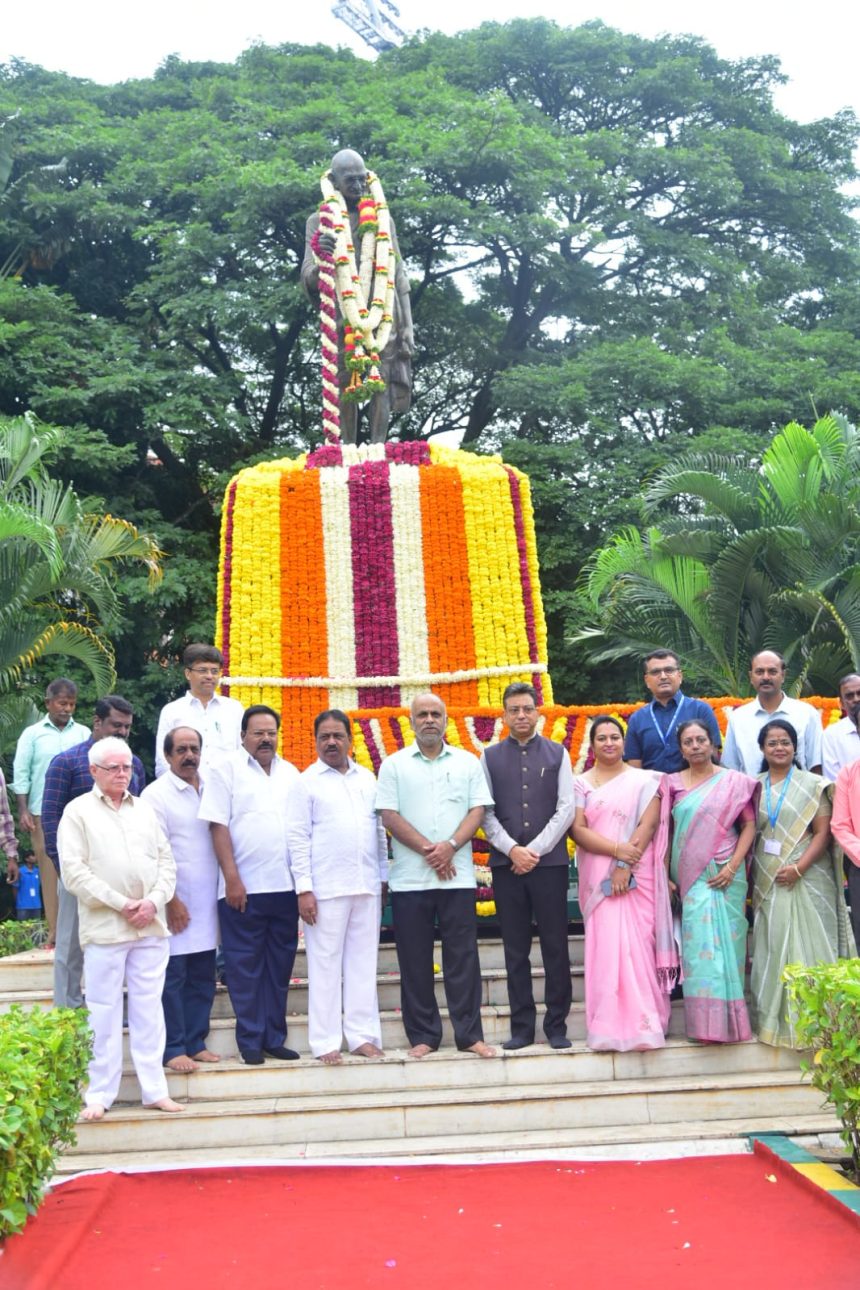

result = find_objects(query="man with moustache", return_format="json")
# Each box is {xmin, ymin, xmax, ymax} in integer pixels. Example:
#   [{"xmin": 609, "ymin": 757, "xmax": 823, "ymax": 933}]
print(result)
[
  {"xmin": 822, "ymin": 673, "xmax": 860, "ymax": 781},
  {"xmin": 199, "ymin": 706, "xmax": 301, "ymax": 1065},
  {"xmin": 831, "ymin": 693, "xmax": 860, "ymax": 947},
  {"xmin": 13, "ymin": 678, "xmax": 90, "ymax": 945},
  {"xmin": 722, "ymin": 650, "xmax": 822, "ymax": 776},
  {"xmin": 481, "ymin": 683, "xmax": 575, "ymax": 1051},
  {"xmin": 42, "ymin": 695, "xmax": 146, "ymax": 1009},
  {"xmin": 375, "ymin": 692, "xmax": 495, "ymax": 1059},
  {"xmin": 286, "ymin": 710, "xmax": 388, "ymax": 1065},
  {"xmin": 142, "ymin": 726, "xmax": 220, "ymax": 1073},
  {"xmin": 623, "ymin": 649, "xmax": 721, "ymax": 774}
]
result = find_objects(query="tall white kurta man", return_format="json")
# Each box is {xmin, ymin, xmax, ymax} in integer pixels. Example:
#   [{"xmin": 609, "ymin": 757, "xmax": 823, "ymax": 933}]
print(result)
[
  {"xmin": 286, "ymin": 710, "xmax": 388, "ymax": 1064},
  {"xmin": 58, "ymin": 737, "xmax": 181, "ymax": 1120}
]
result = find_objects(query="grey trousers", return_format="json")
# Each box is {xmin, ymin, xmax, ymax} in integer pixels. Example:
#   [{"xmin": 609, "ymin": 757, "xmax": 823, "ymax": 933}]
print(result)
[{"xmin": 53, "ymin": 879, "xmax": 84, "ymax": 1008}]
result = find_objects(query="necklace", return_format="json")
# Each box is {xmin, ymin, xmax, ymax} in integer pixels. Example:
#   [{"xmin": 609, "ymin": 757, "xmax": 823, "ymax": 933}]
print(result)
[{"xmin": 590, "ymin": 765, "xmax": 627, "ymax": 788}]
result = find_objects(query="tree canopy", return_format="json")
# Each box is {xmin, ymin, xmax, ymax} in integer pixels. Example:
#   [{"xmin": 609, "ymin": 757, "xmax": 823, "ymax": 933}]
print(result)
[{"xmin": 1, "ymin": 19, "xmax": 858, "ymax": 715}]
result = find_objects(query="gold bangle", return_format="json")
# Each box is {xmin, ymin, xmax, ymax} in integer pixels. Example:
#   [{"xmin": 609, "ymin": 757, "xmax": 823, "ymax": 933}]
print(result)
[{"xmin": 794, "ymin": 863, "xmax": 803, "ymax": 878}]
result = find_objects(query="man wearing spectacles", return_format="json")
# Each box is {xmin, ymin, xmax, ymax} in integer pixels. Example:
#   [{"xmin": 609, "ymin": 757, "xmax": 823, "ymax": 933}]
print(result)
[
  {"xmin": 58, "ymin": 737, "xmax": 180, "ymax": 1120},
  {"xmin": 42, "ymin": 695, "xmax": 147, "ymax": 1009},
  {"xmin": 624, "ymin": 649, "xmax": 722, "ymax": 774},
  {"xmin": 154, "ymin": 644, "xmax": 244, "ymax": 778}
]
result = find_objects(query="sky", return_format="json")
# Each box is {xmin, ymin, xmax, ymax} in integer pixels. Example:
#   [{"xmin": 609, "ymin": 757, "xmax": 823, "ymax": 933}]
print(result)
[{"xmin": 2, "ymin": 2, "xmax": 859, "ymax": 129}]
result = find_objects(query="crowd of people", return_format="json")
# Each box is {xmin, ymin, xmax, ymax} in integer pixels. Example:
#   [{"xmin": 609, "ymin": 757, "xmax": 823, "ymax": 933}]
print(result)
[{"xmin": 2, "ymin": 644, "xmax": 859, "ymax": 1119}]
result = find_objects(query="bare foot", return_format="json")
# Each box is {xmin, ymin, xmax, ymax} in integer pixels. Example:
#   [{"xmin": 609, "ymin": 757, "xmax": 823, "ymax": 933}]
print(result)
[
  {"xmin": 351, "ymin": 1043, "xmax": 384, "ymax": 1058},
  {"xmin": 465, "ymin": 1041, "xmax": 497, "ymax": 1059},
  {"xmin": 165, "ymin": 1055, "xmax": 198, "ymax": 1073},
  {"xmin": 317, "ymin": 1051, "xmax": 343, "ymax": 1065},
  {"xmin": 407, "ymin": 1043, "xmax": 434, "ymax": 1059},
  {"xmin": 191, "ymin": 1049, "xmax": 221, "ymax": 1063},
  {"xmin": 144, "ymin": 1097, "xmax": 184, "ymax": 1113},
  {"xmin": 81, "ymin": 1103, "xmax": 106, "ymax": 1121}
]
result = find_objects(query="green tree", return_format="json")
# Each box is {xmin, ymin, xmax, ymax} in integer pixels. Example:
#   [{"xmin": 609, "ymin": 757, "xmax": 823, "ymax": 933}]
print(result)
[
  {"xmin": 574, "ymin": 414, "xmax": 860, "ymax": 696},
  {"xmin": 0, "ymin": 413, "xmax": 162, "ymax": 747}
]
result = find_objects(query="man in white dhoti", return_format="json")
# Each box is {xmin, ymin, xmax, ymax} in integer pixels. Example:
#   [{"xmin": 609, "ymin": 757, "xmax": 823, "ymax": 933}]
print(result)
[
  {"xmin": 286, "ymin": 710, "xmax": 388, "ymax": 1065},
  {"xmin": 58, "ymin": 737, "xmax": 181, "ymax": 1120},
  {"xmin": 142, "ymin": 726, "xmax": 221, "ymax": 1073}
]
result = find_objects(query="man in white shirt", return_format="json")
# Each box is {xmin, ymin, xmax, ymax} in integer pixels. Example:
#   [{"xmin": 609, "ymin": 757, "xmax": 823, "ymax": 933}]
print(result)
[
  {"xmin": 154, "ymin": 644, "xmax": 244, "ymax": 777},
  {"xmin": 286, "ymin": 710, "xmax": 388, "ymax": 1065},
  {"xmin": 722, "ymin": 650, "xmax": 823, "ymax": 776},
  {"xmin": 822, "ymin": 673, "xmax": 860, "ymax": 781},
  {"xmin": 142, "ymin": 726, "xmax": 220, "ymax": 1073},
  {"xmin": 58, "ymin": 737, "xmax": 180, "ymax": 1120},
  {"xmin": 199, "ymin": 705, "xmax": 301, "ymax": 1065}
]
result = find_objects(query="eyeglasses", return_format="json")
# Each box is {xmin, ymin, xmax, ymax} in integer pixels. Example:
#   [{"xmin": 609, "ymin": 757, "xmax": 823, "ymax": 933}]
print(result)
[
  {"xmin": 764, "ymin": 740, "xmax": 794, "ymax": 750},
  {"xmin": 97, "ymin": 763, "xmax": 132, "ymax": 774},
  {"xmin": 189, "ymin": 666, "xmax": 221, "ymax": 677},
  {"xmin": 646, "ymin": 667, "xmax": 680, "ymax": 677}
]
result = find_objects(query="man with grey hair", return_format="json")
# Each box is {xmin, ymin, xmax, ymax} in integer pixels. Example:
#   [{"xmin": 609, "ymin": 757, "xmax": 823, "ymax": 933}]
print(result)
[
  {"xmin": 376, "ymin": 692, "xmax": 495, "ymax": 1059},
  {"xmin": 59, "ymin": 737, "xmax": 180, "ymax": 1120}
]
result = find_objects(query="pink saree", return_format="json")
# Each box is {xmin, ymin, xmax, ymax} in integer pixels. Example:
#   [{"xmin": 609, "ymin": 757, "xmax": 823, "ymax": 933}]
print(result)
[{"xmin": 575, "ymin": 768, "xmax": 678, "ymax": 1051}]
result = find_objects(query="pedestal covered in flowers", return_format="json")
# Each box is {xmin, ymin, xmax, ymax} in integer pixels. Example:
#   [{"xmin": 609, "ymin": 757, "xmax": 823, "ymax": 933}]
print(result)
[{"xmin": 216, "ymin": 440, "xmax": 552, "ymax": 766}]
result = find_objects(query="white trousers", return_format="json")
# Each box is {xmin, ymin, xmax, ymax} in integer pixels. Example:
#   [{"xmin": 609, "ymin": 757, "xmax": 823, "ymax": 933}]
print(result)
[
  {"xmin": 83, "ymin": 937, "xmax": 170, "ymax": 1109},
  {"xmin": 304, "ymin": 893, "xmax": 382, "ymax": 1057}
]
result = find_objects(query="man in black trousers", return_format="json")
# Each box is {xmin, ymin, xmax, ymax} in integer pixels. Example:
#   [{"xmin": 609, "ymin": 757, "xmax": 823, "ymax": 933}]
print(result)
[{"xmin": 481, "ymin": 683, "xmax": 575, "ymax": 1050}]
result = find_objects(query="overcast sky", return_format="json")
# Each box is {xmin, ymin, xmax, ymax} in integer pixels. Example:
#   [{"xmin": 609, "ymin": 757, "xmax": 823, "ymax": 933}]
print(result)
[{"xmin": 2, "ymin": 2, "xmax": 859, "ymax": 129}]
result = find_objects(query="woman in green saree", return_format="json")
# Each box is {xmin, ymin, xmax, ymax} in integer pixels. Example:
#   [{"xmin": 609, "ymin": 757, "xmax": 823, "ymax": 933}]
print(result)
[{"xmin": 751, "ymin": 718, "xmax": 855, "ymax": 1048}]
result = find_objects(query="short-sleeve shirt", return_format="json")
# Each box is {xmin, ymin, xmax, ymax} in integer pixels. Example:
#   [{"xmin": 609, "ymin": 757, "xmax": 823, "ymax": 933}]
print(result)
[
  {"xmin": 624, "ymin": 694, "xmax": 722, "ymax": 774},
  {"xmin": 198, "ymin": 749, "xmax": 300, "ymax": 898},
  {"xmin": 722, "ymin": 695, "xmax": 823, "ymax": 777},
  {"xmin": 374, "ymin": 743, "xmax": 493, "ymax": 892}
]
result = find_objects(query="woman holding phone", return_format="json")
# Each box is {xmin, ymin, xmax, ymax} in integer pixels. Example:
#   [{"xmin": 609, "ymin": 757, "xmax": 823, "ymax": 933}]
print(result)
[{"xmin": 571, "ymin": 715, "xmax": 678, "ymax": 1051}]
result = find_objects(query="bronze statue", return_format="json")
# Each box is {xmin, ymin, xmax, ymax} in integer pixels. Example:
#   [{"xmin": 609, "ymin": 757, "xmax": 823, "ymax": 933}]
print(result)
[{"xmin": 302, "ymin": 150, "xmax": 414, "ymax": 445}]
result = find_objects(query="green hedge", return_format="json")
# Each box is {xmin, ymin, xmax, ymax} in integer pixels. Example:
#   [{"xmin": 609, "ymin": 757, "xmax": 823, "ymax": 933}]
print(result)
[
  {"xmin": 784, "ymin": 959, "xmax": 860, "ymax": 1183},
  {"xmin": 0, "ymin": 920, "xmax": 49, "ymax": 958},
  {"xmin": 0, "ymin": 1006, "xmax": 92, "ymax": 1238}
]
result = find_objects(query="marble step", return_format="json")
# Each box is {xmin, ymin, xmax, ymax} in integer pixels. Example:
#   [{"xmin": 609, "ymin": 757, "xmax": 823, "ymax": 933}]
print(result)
[
  {"xmin": 116, "ymin": 1036, "xmax": 803, "ymax": 1104},
  {"xmin": 0, "ymin": 964, "xmax": 574, "ymax": 1017},
  {"xmin": 109, "ymin": 999, "xmax": 690, "ymax": 1062},
  {"xmin": 67, "ymin": 1068, "xmax": 825, "ymax": 1157},
  {"xmin": 56, "ymin": 1112, "xmax": 841, "ymax": 1175},
  {"xmin": 0, "ymin": 936, "xmax": 586, "ymax": 993}
]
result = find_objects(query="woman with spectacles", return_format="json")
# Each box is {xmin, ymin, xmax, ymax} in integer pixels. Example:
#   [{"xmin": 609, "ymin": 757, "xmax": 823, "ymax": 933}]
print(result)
[{"xmin": 750, "ymin": 718, "xmax": 855, "ymax": 1047}]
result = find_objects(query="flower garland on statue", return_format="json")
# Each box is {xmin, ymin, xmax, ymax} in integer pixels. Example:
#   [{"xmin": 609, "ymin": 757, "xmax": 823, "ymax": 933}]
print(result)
[{"xmin": 311, "ymin": 168, "xmax": 397, "ymax": 431}]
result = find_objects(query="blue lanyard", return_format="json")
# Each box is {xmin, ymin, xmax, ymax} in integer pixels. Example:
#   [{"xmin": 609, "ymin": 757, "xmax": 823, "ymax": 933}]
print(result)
[
  {"xmin": 649, "ymin": 693, "xmax": 685, "ymax": 747},
  {"xmin": 765, "ymin": 768, "xmax": 793, "ymax": 831}
]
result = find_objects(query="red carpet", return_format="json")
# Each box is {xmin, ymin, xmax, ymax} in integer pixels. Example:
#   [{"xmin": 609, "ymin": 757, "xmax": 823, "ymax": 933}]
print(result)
[{"xmin": 2, "ymin": 1156, "xmax": 859, "ymax": 1289}]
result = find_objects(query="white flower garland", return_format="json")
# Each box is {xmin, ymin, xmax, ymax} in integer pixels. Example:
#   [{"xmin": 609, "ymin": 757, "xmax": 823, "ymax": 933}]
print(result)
[
  {"xmin": 319, "ymin": 169, "xmax": 397, "ymax": 358},
  {"xmin": 222, "ymin": 662, "xmax": 548, "ymax": 688}
]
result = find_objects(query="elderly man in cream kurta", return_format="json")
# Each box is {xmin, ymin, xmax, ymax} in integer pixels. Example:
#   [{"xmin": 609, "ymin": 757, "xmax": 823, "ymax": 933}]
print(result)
[{"xmin": 58, "ymin": 737, "xmax": 180, "ymax": 1120}]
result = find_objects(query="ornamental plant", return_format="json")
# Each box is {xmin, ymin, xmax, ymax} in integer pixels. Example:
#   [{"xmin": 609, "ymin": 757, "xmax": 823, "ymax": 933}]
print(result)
[
  {"xmin": 784, "ymin": 960, "xmax": 860, "ymax": 1182},
  {"xmin": 0, "ymin": 1004, "xmax": 92, "ymax": 1237},
  {"xmin": 0, "ymin": 919, "xmax": 49, "ymax": 958}
]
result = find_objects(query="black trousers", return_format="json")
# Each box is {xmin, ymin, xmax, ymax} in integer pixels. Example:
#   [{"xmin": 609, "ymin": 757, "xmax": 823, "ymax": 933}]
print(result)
[
  {"xmin": 218, "ymin": 891, "xmax": 298, "ymax": 1053},
  {"xmin": 390, "ymin": 888, "xmax": 484, "ymax": 1050},
  {"xmin": 492, "ymin": 863, "xmax": 572, "ymax": 1041},
  {"xmin": 847, "ymin": 861, "xmax": 860, "ymax": 954}
]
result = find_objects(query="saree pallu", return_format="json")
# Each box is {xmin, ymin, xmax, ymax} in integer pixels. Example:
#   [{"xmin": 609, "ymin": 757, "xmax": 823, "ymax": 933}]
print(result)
[
  {"xmin": 575, "ymin": 768, "xmax": 678, "ymax": 1051},
  {"xmin": 751, "ymin": 771, "xmax": 856, "ymax": 1048},
  {"xmin": 667, "ymin": 769, "xmax": 760, "ymax": 1043}
]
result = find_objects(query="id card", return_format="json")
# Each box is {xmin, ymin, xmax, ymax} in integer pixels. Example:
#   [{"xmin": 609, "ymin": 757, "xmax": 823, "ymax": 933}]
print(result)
[{"xmin": 763, "ymin": 838, "xmax": 781, "ymax": 856}]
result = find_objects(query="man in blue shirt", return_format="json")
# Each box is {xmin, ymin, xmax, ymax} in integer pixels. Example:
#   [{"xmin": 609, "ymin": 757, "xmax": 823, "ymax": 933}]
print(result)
[
  {"xmin": 41, "ymin": 695, "xmax": 146, "ymax": 1008},
  {"xmin": 624, "ymin": 649, "xmax": 721, "ymax": 774}
]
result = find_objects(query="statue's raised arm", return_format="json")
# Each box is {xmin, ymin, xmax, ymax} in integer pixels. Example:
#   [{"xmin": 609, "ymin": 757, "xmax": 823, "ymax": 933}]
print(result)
[{"xmin": 301, "ymin": 149, "xmax": 414, "ymax": 445}]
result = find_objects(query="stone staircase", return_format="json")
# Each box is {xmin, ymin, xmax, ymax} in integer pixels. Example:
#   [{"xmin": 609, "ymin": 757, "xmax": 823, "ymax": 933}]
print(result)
[{"xmin": 0, "ymin": 938, "xmax": 837, "ymax": 1173}]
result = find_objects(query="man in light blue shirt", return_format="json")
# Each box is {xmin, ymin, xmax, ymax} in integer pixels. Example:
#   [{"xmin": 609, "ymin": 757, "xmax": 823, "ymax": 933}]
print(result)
[
  {"xmin": 12, "ymin": 678, "xmax": 90, "ymax": 945},
  {"xmin": 376, "ymin": 692, "xmax": 496, "ymax": 1060},
  {"xmin": 722, "ymin": 650, "xmax": 823, "ymax": 776}
]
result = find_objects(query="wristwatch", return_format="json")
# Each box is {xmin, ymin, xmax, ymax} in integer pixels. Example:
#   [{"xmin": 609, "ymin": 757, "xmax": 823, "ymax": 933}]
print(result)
[
  {"xmin": 615, "ymin": 859, "xmax": 630, "ymax": 869},
  {"xmin": 447, "ymin": 837, "xmax": 458, "ymax": 849}
]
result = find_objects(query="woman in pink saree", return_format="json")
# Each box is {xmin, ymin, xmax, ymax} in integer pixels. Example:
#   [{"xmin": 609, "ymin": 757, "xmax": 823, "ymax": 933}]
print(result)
[{"xmin": 571, "ymin": 716, "xmax": 678, "ymax": 1051}]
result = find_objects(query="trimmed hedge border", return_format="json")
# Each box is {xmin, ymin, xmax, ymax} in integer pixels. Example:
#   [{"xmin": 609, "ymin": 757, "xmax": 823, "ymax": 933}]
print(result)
[{"xmin": 0, "ymin": 1005, "xmax": 92, "ymax": 1238}]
